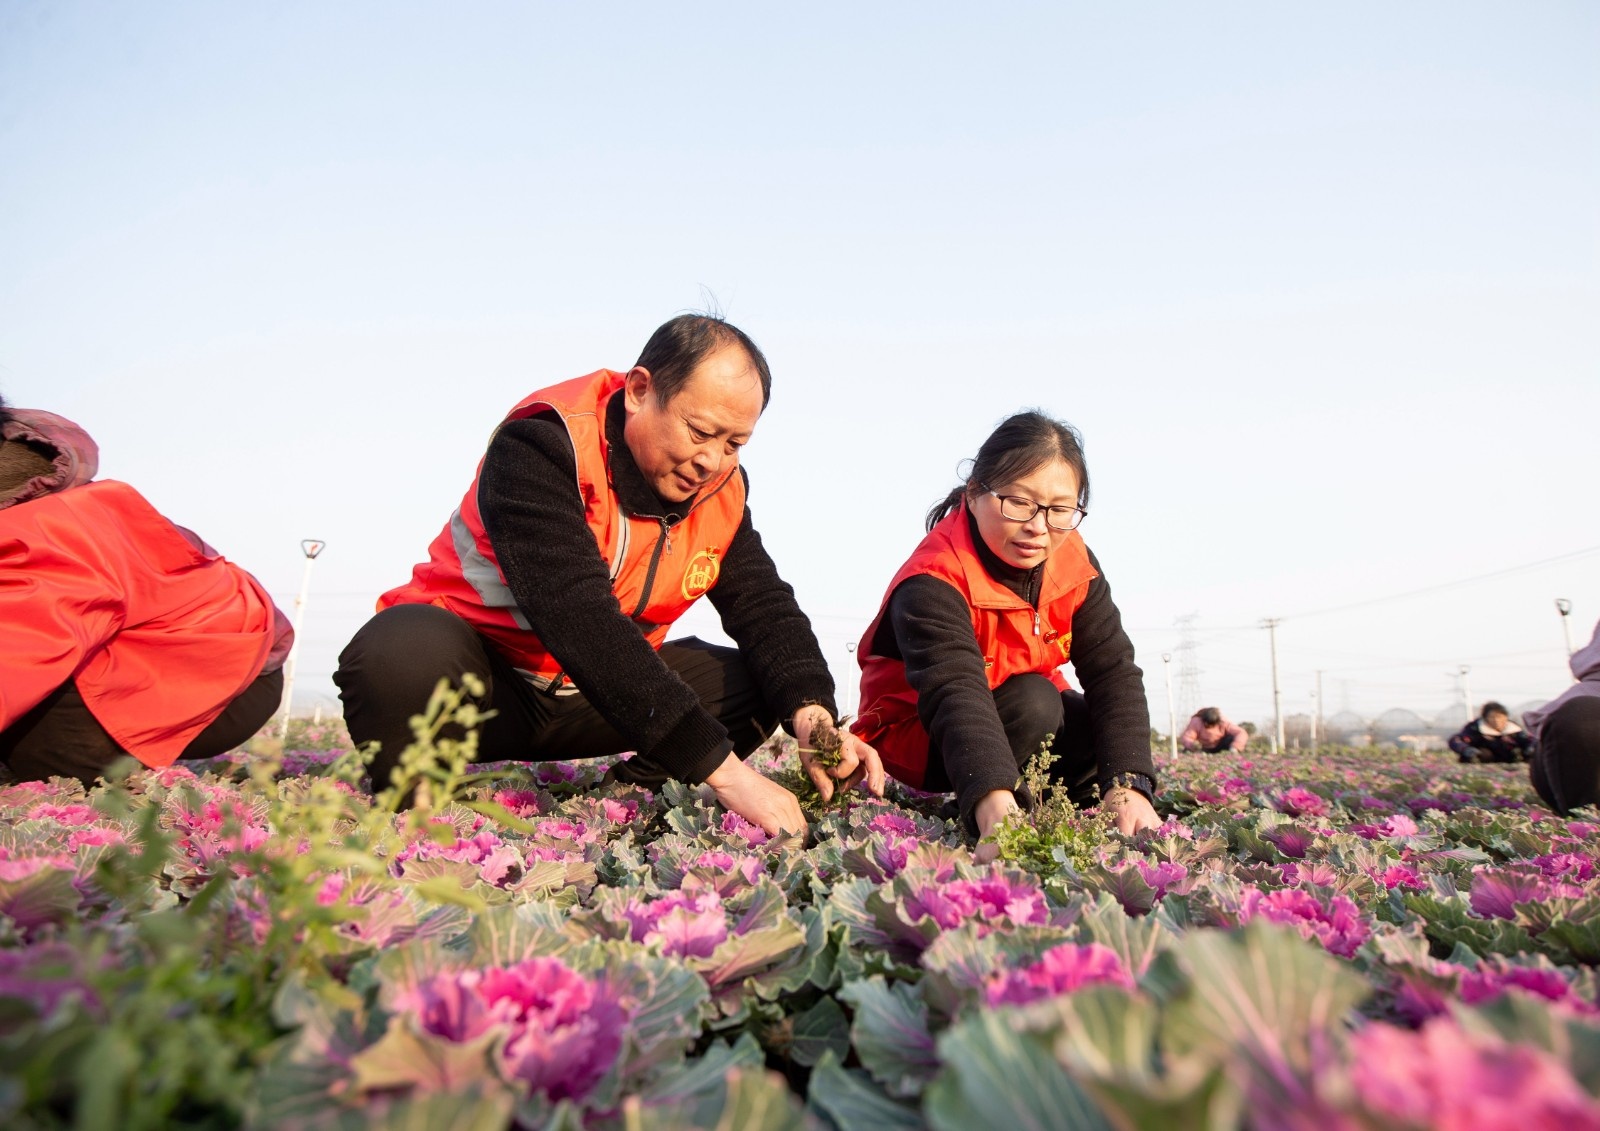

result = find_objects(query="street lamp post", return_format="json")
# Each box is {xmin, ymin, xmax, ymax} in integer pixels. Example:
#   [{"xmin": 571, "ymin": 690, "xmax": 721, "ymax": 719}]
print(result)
[
  {"xmin": 1459, "ymin": 664, "xmax": 1473, "ymax": 724},
  {"xmin": 1161, "ymin": 652, "xmax": 1176, "ymax": 757},
  {"xmin": 278, "ymin": 539, "xmax": 327, "ymax": 740},
  {"xmin": 1557, "ymin": 599, "xmax": 1576, "ymax": 677},
  {"xmin": 843, "ymin": 641, "xmax": 857, "ymax": 718}
]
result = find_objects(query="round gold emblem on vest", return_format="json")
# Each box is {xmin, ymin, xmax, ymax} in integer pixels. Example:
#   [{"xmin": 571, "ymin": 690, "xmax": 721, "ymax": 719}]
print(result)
[{"xmin": 681, "ymin": 548, "xmax": 721, "ymax": 600}]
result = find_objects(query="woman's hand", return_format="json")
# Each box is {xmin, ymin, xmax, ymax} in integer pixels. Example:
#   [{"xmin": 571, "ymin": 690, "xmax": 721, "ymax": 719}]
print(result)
[
  {"xmin": 972, "ymin": 789, "xmax": 1020, "ymax": 864},
  {"xmin": 1102, "ymin": 786, "xmax": 1161, "ymax": 835},
  {"xmin": 794, "ymin": 705, "xmax": 887, "ymax": 803}
]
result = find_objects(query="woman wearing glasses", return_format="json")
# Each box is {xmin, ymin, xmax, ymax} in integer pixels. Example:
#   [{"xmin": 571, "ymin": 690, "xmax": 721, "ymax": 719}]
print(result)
[{"xmin": 851, "ymin": 411, "xmax": 1161, "ymax": 859}]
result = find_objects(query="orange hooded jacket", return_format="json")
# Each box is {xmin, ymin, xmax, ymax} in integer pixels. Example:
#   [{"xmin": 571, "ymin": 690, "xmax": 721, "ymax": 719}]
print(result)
[
  {"xmin": 850, "ymin": 503, "xmax": 1098, "ymax": 786},
  {"xmin": 0, "ymin": 479, "xmax": 282, "ymax": 768}
]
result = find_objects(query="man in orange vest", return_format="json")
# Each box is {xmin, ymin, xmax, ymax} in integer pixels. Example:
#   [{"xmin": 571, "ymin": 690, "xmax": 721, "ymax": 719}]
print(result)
[
  {"xmin": 0, "ymin": 399, "xmax": 292, "ymax": 784},
  {"xmin": 335, "ymin": 315, "xmax": 882, "ymax": 835}
]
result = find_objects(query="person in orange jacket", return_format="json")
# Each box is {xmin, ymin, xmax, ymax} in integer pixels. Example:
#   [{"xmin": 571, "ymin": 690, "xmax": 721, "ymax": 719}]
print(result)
[
  {"xmin": 0, "ymin": 397, "xmax": 292, "ymax": 786},
  {"xmin": 851, "ymin": 411, "xmax": 1161, "ymax": 859}
]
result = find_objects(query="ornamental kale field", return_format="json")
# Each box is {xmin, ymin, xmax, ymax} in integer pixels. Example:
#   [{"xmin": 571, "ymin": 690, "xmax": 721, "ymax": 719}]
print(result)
[{"xmin": 3, "ymin": 690, "xmax": 1599, "ymax": 1129}]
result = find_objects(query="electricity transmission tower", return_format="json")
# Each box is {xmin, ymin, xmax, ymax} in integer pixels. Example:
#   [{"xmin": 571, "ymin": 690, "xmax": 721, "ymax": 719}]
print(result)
[{"xmin": 1174, "ymin": 614, "xmax": 1201, "ymax": 720}]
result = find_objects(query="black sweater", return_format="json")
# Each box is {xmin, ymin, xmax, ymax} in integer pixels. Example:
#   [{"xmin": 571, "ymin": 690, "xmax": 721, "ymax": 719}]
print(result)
[
  {"xmin": 477, "ymin": 396, "xmax": 837, "ymax": 784},
  {"xmin": 870, "ymin": 511, "xmax": 1155, "ymax": 823}
]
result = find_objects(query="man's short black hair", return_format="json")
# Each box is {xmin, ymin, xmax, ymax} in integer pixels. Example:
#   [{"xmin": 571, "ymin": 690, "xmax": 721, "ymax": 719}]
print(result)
[{"xmin": 635, "ymin": 314, "xmax": 771, "ymax": 409}]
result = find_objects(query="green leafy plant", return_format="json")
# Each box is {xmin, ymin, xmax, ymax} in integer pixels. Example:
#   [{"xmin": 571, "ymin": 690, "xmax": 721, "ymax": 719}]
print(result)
[{"xmin": 985, "ymin": 736, "xmax": 1113, "ymax": 874}]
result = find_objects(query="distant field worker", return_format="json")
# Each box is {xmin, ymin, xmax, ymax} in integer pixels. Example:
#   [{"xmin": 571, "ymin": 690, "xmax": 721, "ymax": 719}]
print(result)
[
  {"xmin": 1523, "ymin": 619, "xmax": 1600, "ymax": 814},
  {"xmin": 1179, "ymin": 707, "xmax": 1249, "ymax": 753},
  {"xmin": 0, "ymin": 399, "xmax": 292, "ymax": 786},
  {"xmin": 851, "ymin": 410, "xmax": 1161, "ymax": 859},
  {"xmin": 1448, "ymin": 701, "xmax": 1534, "ymax": 764}
]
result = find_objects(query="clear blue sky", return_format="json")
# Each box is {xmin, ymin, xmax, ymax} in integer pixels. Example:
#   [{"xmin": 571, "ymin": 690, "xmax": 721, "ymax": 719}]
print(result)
[{"xmin": 4, "ymin": 2, "xmax": 1597, "ymax": 728}]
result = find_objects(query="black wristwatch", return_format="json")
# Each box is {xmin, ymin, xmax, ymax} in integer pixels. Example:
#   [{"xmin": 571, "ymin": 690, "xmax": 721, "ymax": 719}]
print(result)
[{"xmin": 1105, "ymin": 771, "xmax": 1156, "ymax": 803}]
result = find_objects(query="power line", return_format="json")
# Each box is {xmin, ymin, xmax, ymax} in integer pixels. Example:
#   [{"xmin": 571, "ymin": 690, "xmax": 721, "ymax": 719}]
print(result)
[{"xmin": 1284, "ymin": 544, "xmax": 1600, "ymax": 621}]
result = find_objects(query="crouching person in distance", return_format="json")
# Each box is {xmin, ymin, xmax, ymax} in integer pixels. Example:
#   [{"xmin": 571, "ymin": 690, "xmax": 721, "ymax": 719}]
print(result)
[
  {"xmin": 1523, "ymin": 618, "xmax": 1600, "ymax": 816},
  {"xmin": 0, "ymin": 400, "xmax": 292, "ymax": 786},
  {"xmin": 1179, "ymin": 706, "xmax": 1249, "ymax": 753},
  {"xmin": 335, "ymin": 315, "xmax": 882, "ymax": 836},
  {"xmin": 1448, "ymin": 701, "xmax": 1534, "ymax": 764},
  {"xmin": 850, "ymin": 410, "xmax": 1161, "ymax": 862}
]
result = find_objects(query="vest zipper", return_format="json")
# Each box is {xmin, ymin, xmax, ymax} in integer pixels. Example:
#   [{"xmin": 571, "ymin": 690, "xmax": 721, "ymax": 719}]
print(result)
[
  {"xmin": 625, "ymin": 469, "xmax": 736, "ymax": 619},
  {"xmin": 629, "ymin": 518, "xmax": 673, "ymax": 619},
  {"xmin": 1033, "ymin": 610, "xmax": 1041, "ymax": 637}
]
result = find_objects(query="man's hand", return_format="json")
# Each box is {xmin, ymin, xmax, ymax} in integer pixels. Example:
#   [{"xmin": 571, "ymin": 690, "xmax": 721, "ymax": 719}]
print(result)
[
  {"xmin": 704, "ymin": 753, "xmax": 807, "ymax": 838},
  {"xmin": 1102, "ymin": 786, "xmax": 1161, "ymax": 835},
  {"xmin": 794, "ymin": 705, "xmax": 886, "ymax": 803},
  {"xmin": 972, "ymin": 789, "xmax": 1020, "ymax": 864}
]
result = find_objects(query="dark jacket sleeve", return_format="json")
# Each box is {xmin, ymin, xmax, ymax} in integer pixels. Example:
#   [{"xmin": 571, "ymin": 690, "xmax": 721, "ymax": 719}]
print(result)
[
  {"xmin": 887, "ymin": 575, "xmax": 1023, "ymax": 829},
  {"xmin": 706, "ymin": 470, "xmax": 838, "ymax": 730},
  {"xmin": 1070, "ymin": 548, "xmax": 1158, "ymax": 792},
  {"xmin": 1448, "ymin": 723, "xmax": 1479, "ymax": 759},
  {"xmin": 477, "ymin": 416, "xmax": 732, "ymax": 784}
]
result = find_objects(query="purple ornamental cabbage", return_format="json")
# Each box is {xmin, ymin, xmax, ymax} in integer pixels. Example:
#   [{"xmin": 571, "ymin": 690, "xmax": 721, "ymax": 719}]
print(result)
[
  {"xmin": 983, "ymin": 942, "xmax": 1136, "ymax": 1006},
  {"xmin": 901, "ymin": 875, "xmax": 1049, "ymax": 934},
  {"xmin": 396, "ymin": 957, "xmax": 626, "ymax": 1102},
  {"xmin": 1235, "ymin": 887, "xmax": 1371, "ymax": 958},
  {"xmin": 1348, "ymin": 1016, "xmax": 1600, "ymax": 1130},
  {"xmin": 620, "ymin": 889, "xmax": 730, "ymax": 957}
]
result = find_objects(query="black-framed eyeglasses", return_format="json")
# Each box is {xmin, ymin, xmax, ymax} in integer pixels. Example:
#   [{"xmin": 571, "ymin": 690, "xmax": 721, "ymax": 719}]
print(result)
[{"xmin": 979, "ymin": 483, "xmax": 1086, "ymax": 531}]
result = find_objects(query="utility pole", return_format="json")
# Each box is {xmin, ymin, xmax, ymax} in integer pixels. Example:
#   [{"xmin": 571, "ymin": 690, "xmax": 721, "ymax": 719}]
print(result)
[
  {"xmin": 1262, "ymin": 617, "xmax": 1283, "ymax": 755},
  {"xmin": 1161, "ymin": 652, "xmax": 1177, "ymax": 757},
  {"xmin": 279, "ymin": 539, "xmax": 327, "ymax": 740},
  {"xmin": 1557, "ymin": 599, "xmax": 1577, "ymax": 677},
  {"xmin": 843, "ymin": 642, "xmax": 857, "ymax": 717},
  {"xmin": 1458, "ymin": 665, "xmax": 1473, "ymax": 724}
]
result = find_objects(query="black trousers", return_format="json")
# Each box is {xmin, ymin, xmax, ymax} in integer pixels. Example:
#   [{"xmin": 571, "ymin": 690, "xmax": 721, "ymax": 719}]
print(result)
[
  {"xmin": 1531, "ymin": 696, "xmax": 1600, "ymax": 816},
  {"xmin": 0, "ymin": 668, "xmax": 284, "ymax": 787},
  {"xmin": 333, "ymin": 604, "xmax": 778, "ymax": 791},
  {"xmin": 922, "ymin": 672, "xmax": 1101, "ymax": 807}
]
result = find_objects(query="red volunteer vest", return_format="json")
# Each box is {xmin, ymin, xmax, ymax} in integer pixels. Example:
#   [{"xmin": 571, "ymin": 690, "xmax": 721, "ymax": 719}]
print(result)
[
  {"xmin": 0, "ymin": 480, "xmax": 279, "ymax": 768},
  {"xmin": 379, "ymin": 370, "xmax": 746, "ymax": 686},
  {"xmin": 850, "ymin": 504, "xmax": 1097, "ymax": 786}
]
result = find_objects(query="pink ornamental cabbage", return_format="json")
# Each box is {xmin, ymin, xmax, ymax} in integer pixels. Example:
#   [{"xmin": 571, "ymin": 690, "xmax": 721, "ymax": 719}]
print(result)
[
  {"xmin": 1134, "ymin": 860, "xmax": 1190, "ymax": 900},
  {"xmin": 984, "ymin": 942, "xmax": 1136, "ymax": 1006},
  {"xmin": 1348, "ymin": 1016, "xmax": 1600, "ymax": 1130},
  {"xmin": 1351, "ymin": 813, "xmax": 1421, "ymax": 840},
  {"xmin": 490, "ymin": 789, "xmax": 543, "ymax": 819},
  {"xmin": 902, "ymin": 876, "xmax": 1049, "ymax": 933},
  {"xmin": 398, "ymin": 957, "xmax": 626, "ymax": 1102},
  {"xmin": 868, "ymin": 812, "xmax": 921, "ymax": 838},
  {"xmin": 1371, "ymin": 864, "xmax": 1426, "ymax": 891},
  {"xmin": 620, "ymin": 889, "xmax": 729, "ymax": 957},
  {"xmin": 1236, "ymin": 887, "xmax": 1371, "ymax": 958},
  {"xmin": 1470, "ymin": 867, "xmax": 1584, "ymax": 921},
  {"xmin": 24, "ymin": 803, "xmax": 102, "ymax": 824},
  {"xmin": 1276, "ymin": 787, "xmax": 1330, "ymax": 818},
  {"xmin": 718, "ymin": 811, "xmax": 771, "ymax": 846},
  {"xmin": 1531, "ymin": 852, "xmax": 1597, "ymax": 883},
  {"xmin": 1459, "ymin": 961, "xmax": 1598, "ymax": 1015}
]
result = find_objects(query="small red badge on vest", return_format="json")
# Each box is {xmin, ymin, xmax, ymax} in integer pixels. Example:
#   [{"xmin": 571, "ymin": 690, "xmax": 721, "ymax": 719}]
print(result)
[{"xmin": 681, "ymin": 548, "xmax": 721, "ymax": 599}]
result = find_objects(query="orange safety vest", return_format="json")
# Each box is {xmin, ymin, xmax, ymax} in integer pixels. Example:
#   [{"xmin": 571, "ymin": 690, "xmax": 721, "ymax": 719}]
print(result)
[
  {"xmin": 379, "ymin": 370, "xmax": 747, "ymax": 687},
  {"xmin": 850, "ymin": 503, "xmax": 1097, "ymax": 787},
  {"xmin": 0, "ymin": 480, "xmax": 279, "ymax": 768}
]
